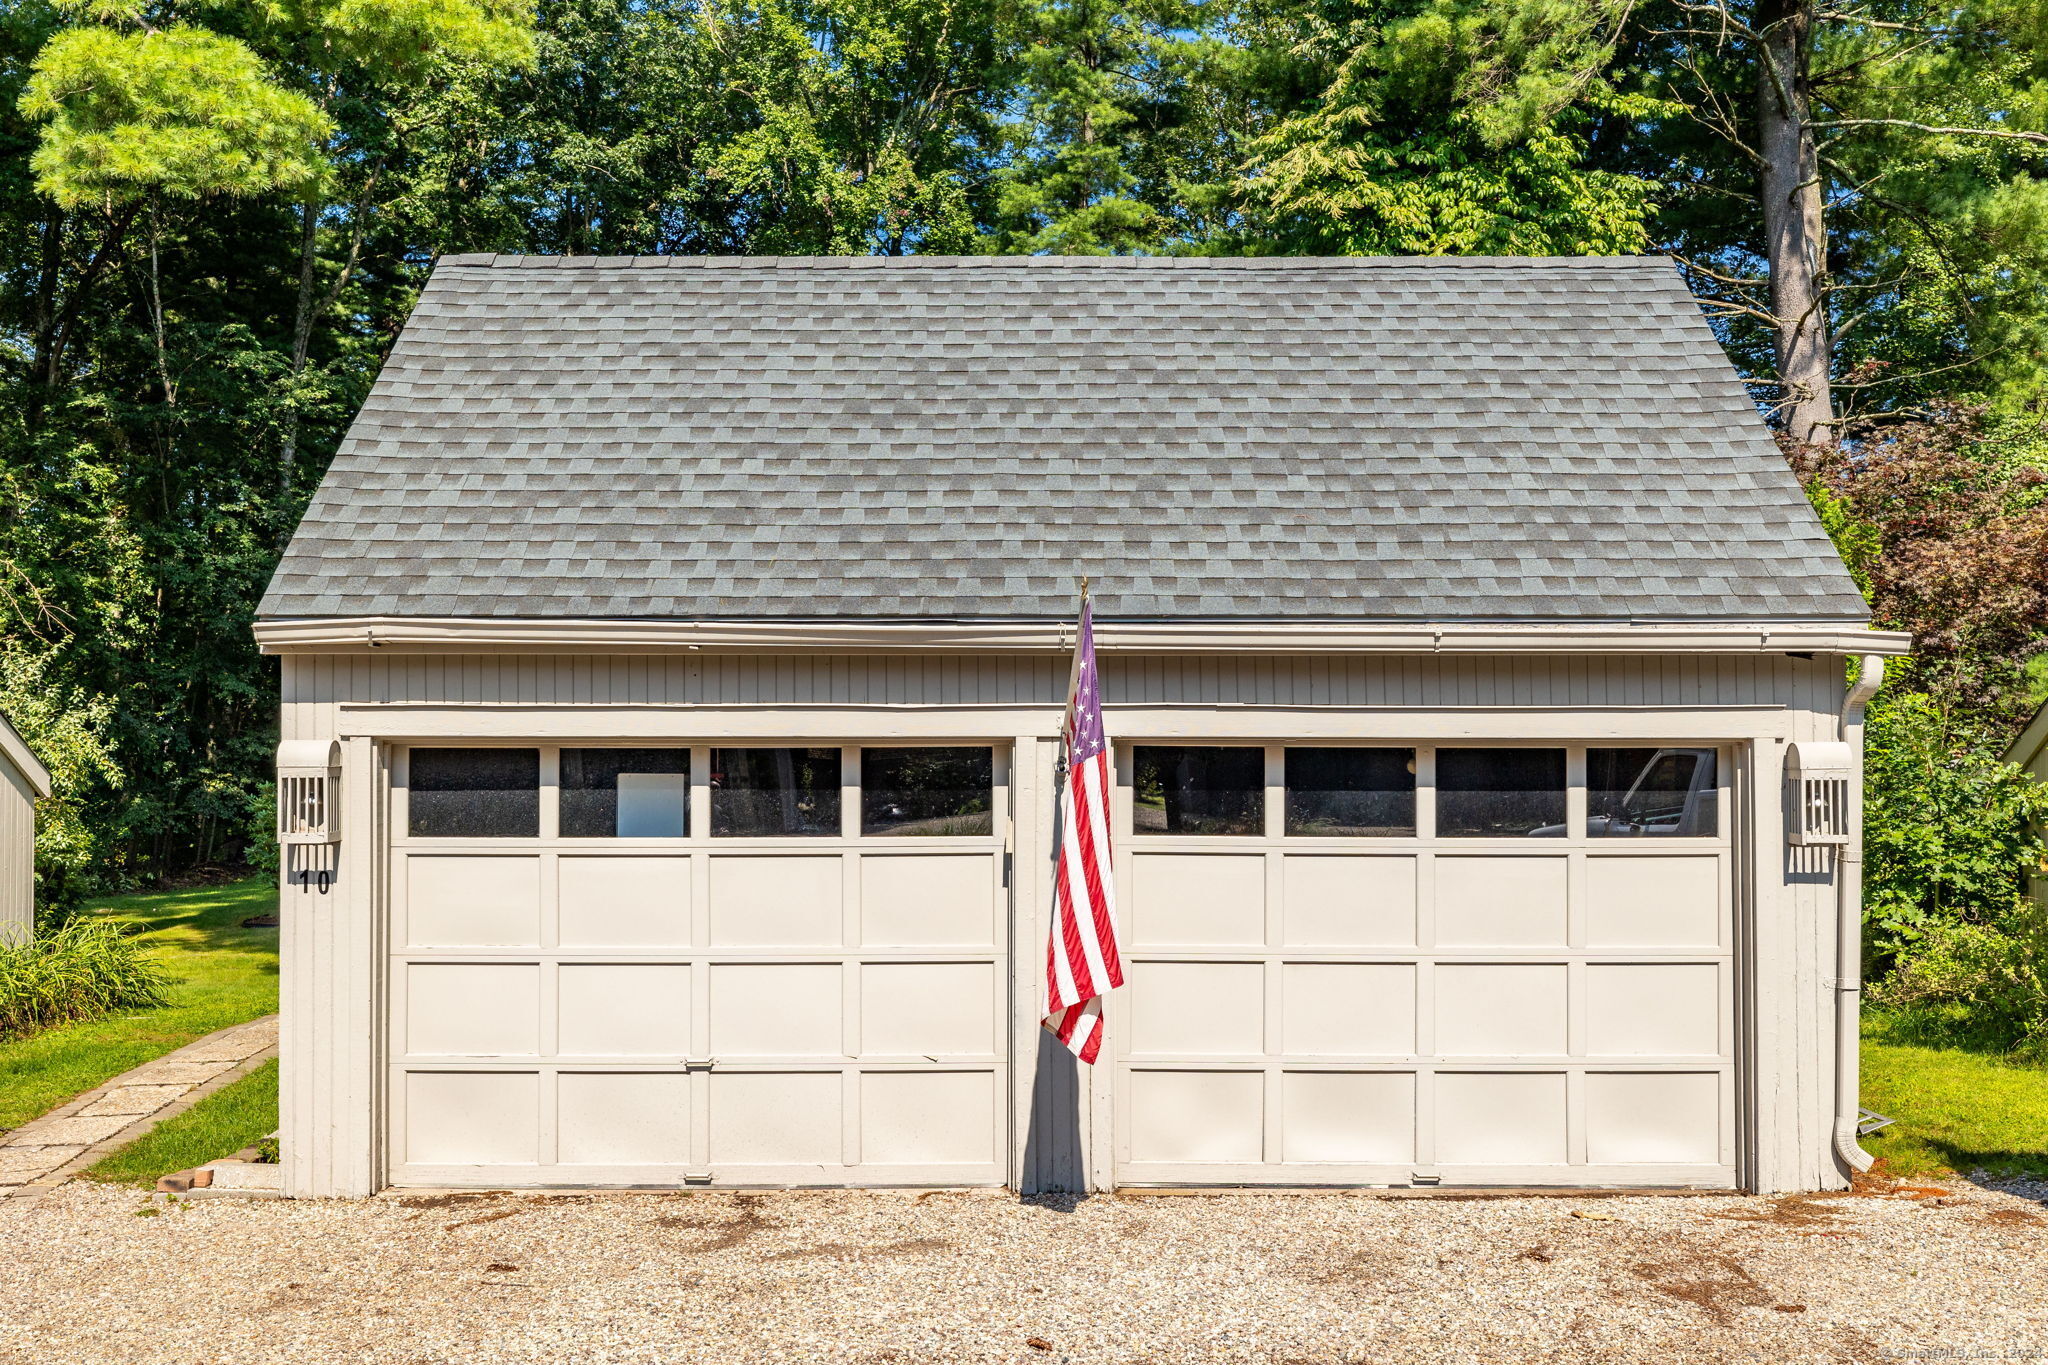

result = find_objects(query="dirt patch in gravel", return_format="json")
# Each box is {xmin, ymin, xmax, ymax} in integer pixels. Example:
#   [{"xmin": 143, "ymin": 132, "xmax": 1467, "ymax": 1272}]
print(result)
[
  {"xmin": 656, "ymin": 1192, "xmax": 780, "ymax": 1252},
  {"xmin": 1628, "ymin": 1251, "xmax": 1777, "ymax": 1325}
]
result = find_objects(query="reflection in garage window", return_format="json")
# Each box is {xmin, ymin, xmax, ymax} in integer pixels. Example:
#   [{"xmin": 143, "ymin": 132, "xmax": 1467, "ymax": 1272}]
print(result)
[
  {"xmin": 1588, "ymin": 748, "xmax": 1718, "ymax": 837},
  {"xmin": 1436, "ymin": 748, "xmax": 1566, "ymax": 837},
  {"xmin": 1132, "ymin": 746, "xmax": 1263, "ymax": 835},
  {"xmin": 711, "ymin": 748, "xmax": 842, "ymax": 836},
  {"xmin": 1285, "ymin": 748, "xmax": 1416, "ymax": 836},
  {"xmin": 861, "ymin": 747, "xmax": 993, "ymax": 836},
  {"xmin": 408, "ymin": 748, "xmax": 539, "ymax": 838},
  {"xmin": 561, "ymin": 748, "xmax": 689, "ymax": 838}
]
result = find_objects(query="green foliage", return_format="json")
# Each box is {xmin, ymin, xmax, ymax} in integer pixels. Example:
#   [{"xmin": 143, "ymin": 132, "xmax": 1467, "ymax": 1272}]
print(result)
[
  {"xmin": 1862, "ymin": 689, "xmax": 2048, "ymax": 1057},
  {"xmin": 1244, "ymin": 0, "xmax": 1659, "ymax": 255},
  {"xmin": 1637, "ymin": 0, "xmax": 2048, "ymax": 422},
  {"xmin": 0, "ymin": 650, "xmax": 121, "ymax": 916},
  {"xmin": 20, "ymin": 25, "xmax": 329, "ymax": 206},
  {"xmin": 990, "ymin": 0, "xmax": 1246, "ymax": 253},
  {"xmin": 252, "ymin": 0, "xmax": 535, "ymax": 81},
  {"xmin": 84, "ymin": 1056, "xmax": 277, "ymax": 1186},
  {"xmin": 0, "ymin": 916, "xmax": 171, "ymax": 1042},
  {"xmin": 1864, "ymin": 692, "xmax": 2048, "ymax": 945},
  {"xmin": 406, "ymin": 0, "xmax": 1003, "ymax": 257}
]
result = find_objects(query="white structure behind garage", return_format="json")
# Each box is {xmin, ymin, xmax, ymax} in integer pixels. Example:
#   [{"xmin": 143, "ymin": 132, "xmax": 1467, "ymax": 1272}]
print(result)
[{"xmin": 266, "ymin": 643, "xmax": 1895, "ymax": 1196}]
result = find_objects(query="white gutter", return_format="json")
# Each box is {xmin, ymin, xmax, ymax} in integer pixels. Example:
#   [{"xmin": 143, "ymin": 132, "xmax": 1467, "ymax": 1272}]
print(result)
[
  {"xmin": 1834, "ymin": 654, "xmax": 1886, "ymax": 1175},
  {"xmin": 252, "ymin": 616, "xmax": 1916, "ymax": 657}
]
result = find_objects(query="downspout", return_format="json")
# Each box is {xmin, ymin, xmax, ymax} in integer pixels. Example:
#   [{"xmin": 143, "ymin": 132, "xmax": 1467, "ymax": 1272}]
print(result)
[{"xmin": 1833, "ymin": 654, "xmax": 1885, "ymax": 1174}]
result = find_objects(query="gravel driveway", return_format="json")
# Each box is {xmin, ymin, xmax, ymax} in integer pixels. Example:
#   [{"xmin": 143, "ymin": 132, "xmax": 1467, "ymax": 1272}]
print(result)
[{"xmin": 0, "ymin": 1177, "xmax": 2041, "ymax": 1364}]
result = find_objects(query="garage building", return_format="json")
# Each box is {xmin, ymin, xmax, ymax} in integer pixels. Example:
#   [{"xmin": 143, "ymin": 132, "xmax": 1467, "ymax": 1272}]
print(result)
[{"xmin": 257, "ymin": 254, "xmax": 1909, "ymax": 1197}]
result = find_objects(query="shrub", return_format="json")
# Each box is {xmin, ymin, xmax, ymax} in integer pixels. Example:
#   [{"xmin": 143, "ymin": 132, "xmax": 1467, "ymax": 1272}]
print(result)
[
  {"xmin": 1863, "ymin": 689, "xmax": 2048, "ymax": 1058},
  {"xmin": 1869, "ymin": 900, "xmax": 2048, "ymax": 1061},
  {"xmin": 0, "ymin": 917, "xmax": 171, "ymax": 1042}
]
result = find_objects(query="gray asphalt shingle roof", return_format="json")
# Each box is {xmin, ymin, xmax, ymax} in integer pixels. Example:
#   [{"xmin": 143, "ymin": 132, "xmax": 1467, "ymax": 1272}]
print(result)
[{"xmin": 259, "ymin": 254, "xmax": 1868, "ymax": 622}]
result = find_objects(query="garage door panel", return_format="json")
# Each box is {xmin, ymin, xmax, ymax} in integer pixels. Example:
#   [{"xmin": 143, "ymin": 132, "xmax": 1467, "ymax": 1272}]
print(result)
[
  {"xmin": 1281, "ymin": 963, "xmax": 1415, "ymax": 1055},
  {"xmin": 708, "ymin": 856, "xmax": 842, "ymax": 947},
  {"xmin": 1586, "ymin": 856, "xmax": 1721, "ymax": 948},
  {"xmin": 405, "ymin": 1071, "xmax": 538, "ymax": 1166},
  {"xmin": 557, "ymin": 964, "xmax": 691, "ymax": 1057},
  {"xmin": 1434, "ymin": 964, "xmax": 1567, "ymax": 1057},
  {"xmin": 407, "ymin": 963, "xmax": 540, "ymax": 1057},
  {"xmin": 709, "ymin": 963, "xmax": 842, "ymax": 1057},
  {"xmin": 1130, "ymin": 962, "xmax": 1264, "ymax": 1055},
  {"xmin": 390, "ymin": 743, "xmax": 1009, "ymax": 1190},
  {"xmin": 861, "ymin": 963, "xmax": 994, "ymax": 1057},
  {"xmin": 1128, "ymin": 1071, "xmax": 1263, "ymax": 1163},
  {"xmin": 1113, "ymin": 742, "xmax": 1734, "ymax": 1190},
  {"xmin": 1132, "ymin": 854, "xmax": 1266, "ymax": 947},
  {"xmin": 1282, "ymin": 1072, "xmax": 1415, "ymax": 1163},
  {"xmin": 1434, "ymin": 857, "xmax": 1568, "ymax": 947},
  {"xmin": 1281, "ymin": 856, "xmax": 1415, "ymax": 947},
  {"xmin": 709, "ymin": 1071, "xmax": 842, "ymax": 1165},
  {"xmin": 559, "ymin": 857, "xmax": 689, "ymax": 947},
  {"xmin": 1585, "ymin": 1072, "xmax": 1721, "ymax": 1165},
  {"xmin": 1435, "ymin": 1072, "xmax": 1569, "ymax": 1166},
  {"xmin": 862, "ymin": 1071, "xmax": 996, "ymax": 1164},
  {"xmin": 557, "ymin": 1072, "xmax": 690, "ymax": 1165},
  {"xmin": 407, "ymin": 856, "xmax": 541, "ymax": 947},
  {"xmin": 1585, "ymin": 964, "xmax": 1720, "ymax": 1057},
  {"xmin": 859, "ymin": 854, "xmax": 995, "ymax": 947}
]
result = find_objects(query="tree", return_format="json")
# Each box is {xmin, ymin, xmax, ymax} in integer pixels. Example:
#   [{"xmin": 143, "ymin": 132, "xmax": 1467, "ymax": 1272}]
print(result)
[
  {"xmin": 1790, "ymin": 402, "xmax": 2048, "ymax": 709},
  {"xmin": 1242, "ymin": 0, "xmax": 1660, "ymax": 255},
  {"xmin": 1635, "ymin": 0, "xmax": 2048, "ymax": 440},
  {"xmin": 991, "ymin": 0, "xmax": 1238, "ymax": 253},
  {"xmin": 408, "ymin": 0, "xmax": 1010, "ymax": 257},
  {"xmin": 17, "ymin": 0, "xmax": 536, "ymax": 486},
  {"xmin": 255, "ymin": 0, "xmax": 535, "ymax": 488}
]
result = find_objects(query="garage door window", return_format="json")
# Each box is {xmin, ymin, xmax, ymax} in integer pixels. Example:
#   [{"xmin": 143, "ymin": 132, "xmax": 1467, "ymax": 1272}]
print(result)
[
  {"xmin": 1436, "ymin": 748, "xmax": 1566, "ymax": 837},
  {"xmin": 407, "ymin": 748, "xmax": 539, "ymax": 838},
  {"xmin": 1284, "ymin": 747, "xmax": 1416, "ymax": 836},
  {"xmin": 861, "ymin": 747, "xmax": 993, "ymax": 836},
  {"xmin": 1588, "ymin": 748, "xmax": 1718, "ymax": 837},
  {"xmin": 711, "ymin": 747, "xmax": 842, "ymax": 836},
  {"xmin": 1133, "ymin": 746, "xmax": 1263, "ymax": 835},
  {"xmin": 560, "ymin": 748, "xmax": 690, "ymax": 838}
]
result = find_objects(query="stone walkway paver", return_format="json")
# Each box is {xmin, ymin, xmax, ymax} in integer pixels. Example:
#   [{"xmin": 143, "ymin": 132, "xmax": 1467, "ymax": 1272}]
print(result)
[{"xmin": 0, "ymin": 1014, "xmax": 276, "ymax": 1197}]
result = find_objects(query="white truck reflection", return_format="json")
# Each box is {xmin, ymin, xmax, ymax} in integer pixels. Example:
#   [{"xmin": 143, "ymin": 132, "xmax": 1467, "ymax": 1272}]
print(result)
[{"xmin": 1530, "ymin": 748, "xmax": 1718, "ymax": 837}]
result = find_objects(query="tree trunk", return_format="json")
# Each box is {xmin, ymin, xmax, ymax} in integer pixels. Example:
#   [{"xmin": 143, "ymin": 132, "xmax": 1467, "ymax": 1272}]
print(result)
[
  {"xmin": 281, "ymin": 191, "xmax": 322, "ymax": 494},
  {"xmin": 1754, "ymin": 0, "xmax": 1833, "ymax": 444},
  {"xmin": 26, "ymin": 206, "xmax": 64, "ymax": 430}
]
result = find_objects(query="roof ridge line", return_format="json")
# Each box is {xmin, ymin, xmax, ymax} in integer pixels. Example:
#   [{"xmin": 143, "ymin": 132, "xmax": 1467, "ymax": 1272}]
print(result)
[{"xmin": 434, "ymin": 252, "xmax": 1675, "ymax": 271}]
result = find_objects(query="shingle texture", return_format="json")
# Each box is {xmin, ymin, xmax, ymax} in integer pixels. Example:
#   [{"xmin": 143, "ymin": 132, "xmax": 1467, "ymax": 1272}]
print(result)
[{"xmin": 260, "ymin": 255, "xmax": 1868, "ymax": 621}]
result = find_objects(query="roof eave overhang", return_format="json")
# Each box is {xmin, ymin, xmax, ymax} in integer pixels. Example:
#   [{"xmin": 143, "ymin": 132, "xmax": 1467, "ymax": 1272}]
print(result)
[{"xmin": 254, "ymin": 616, "xmax": 1913, "ymax": 658}]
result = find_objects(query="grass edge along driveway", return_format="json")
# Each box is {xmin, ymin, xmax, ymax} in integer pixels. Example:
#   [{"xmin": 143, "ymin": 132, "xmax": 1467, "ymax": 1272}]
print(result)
[
  {"xmin": 84, "ymin": 1057, "xmax": 279, "ymax": 1187},
  {"xmin": 0, "ymin": 877, "xmax": 277, "ymax": 1134}
]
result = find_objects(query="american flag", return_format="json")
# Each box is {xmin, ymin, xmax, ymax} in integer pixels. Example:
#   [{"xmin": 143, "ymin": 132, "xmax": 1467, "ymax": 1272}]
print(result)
[{"xmin": 1045, "ymin": 594, "xmax": 1125, "ymax": 1064}]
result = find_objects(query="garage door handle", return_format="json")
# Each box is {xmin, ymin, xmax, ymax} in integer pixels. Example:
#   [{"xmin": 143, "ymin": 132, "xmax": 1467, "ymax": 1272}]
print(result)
[{"xmin": 683, "ymin": 1057, "xmax": 716, "ymax": 1072}]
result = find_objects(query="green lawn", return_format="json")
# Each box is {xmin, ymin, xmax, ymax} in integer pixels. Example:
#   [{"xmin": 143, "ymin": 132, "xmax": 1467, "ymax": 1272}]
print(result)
[
  {"xmin": 84, "ymin": 1058, "xmax": 277, "ymax": 1187},
  {"xmin": 1862, "ymin": 1030, "xmax": 2048, "ymax": 1179},
  {"xmin": 0, "ymin": 877, "xmax": 277, "ymax": 1133}
]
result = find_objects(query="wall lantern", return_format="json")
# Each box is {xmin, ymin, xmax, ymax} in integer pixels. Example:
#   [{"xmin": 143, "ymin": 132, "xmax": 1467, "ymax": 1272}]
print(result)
[
  {"xmin": 277, "ymin": 739, "xmax": 342, "ymax": 845},
  {"xmin": 1785, "ymin": 740, "xmax": 1853, "ymax": 847}
]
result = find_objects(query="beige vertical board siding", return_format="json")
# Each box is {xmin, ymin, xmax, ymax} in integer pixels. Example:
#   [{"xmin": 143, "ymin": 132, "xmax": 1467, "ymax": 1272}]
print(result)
[
  {"xmin": 0, "ymin": 758, "xmax": 38, "ymax": 937},
  {"xmin": 278, "ymin": 649, "xmax": 1853, "ymax": 1196}
]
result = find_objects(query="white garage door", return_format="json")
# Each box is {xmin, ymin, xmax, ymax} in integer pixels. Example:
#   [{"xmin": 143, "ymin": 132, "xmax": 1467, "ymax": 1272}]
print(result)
[
  {"xmin": 1112, "ymin": 743, "xmax": 1736, "ymax": 1188},
  {"xmin": 386, "ymin": 743, "xmax": 1010, "ymax": 1188}
]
